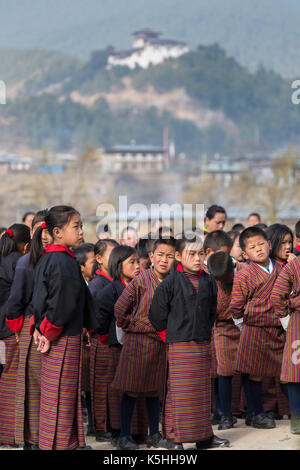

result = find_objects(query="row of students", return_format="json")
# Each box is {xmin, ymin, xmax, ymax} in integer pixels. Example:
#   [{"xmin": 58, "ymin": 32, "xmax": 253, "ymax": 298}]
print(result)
[{"xmin": 0, "ymin": 206, "xmax": 299, "ymax": 449}]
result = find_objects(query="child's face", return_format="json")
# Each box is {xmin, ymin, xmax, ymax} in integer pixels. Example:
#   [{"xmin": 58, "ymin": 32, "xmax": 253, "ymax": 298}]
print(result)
[
  {"xmin": 205, "ymin": 213, "xmax": 226, "ymax": 232},
  {"xmin": 82, "ymin": 251, "xmax": 96, "ymax": 282},
  {"xmin": 230, "ymin": 237, "xmax": 244, "ymax": 262},
  {"xmin": 32, "ymin": 221, "xmax": 53, "ymax": 248},
  {"xmin": 176, "ymin": 242, "xmax": 204, "ymax": 273},
  {"xmin": 276, "ymin": 233, "xmax": 293, "ymax": 261},
  {"xmin": 243, "ymin": 235, "xmax": 270, "ymax": 265},
  {"xmin": 121, "ymin": 229, "xmax": 138, "ymax": 248},
  {"xmin": 96, "ymin": 244, "xmax": 115, "ymax": 273},
  {"xmin": 150, "ymin": 243, "xmax": 175, "ymax": 278},
  {"xmin": 121, "ymin": 254, "xmax": 140, "ymax": 282},
  {"xmin": 53, "ymin": 214, "xmax": 84, "ymax": 248}
]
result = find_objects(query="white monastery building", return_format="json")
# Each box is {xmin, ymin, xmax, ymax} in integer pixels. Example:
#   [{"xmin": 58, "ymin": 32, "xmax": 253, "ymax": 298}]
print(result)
[{"xmin": 107, "ymin": 28, "xmax": 189, "ymax": 69}]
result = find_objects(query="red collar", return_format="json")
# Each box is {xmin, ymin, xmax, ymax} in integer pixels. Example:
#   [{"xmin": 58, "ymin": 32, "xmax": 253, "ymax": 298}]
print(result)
[
  {"xmin": 45, "ymin": 244, "xmax": 76, "ymax": 259},
  {"xmin": 95, "ymin": 269, "xmax": 112, "ymax": 282},
  {"xmin": 120, "ymin": 279, "xmax": 127, "ymax": 287},
  {"xmin": 295, "ymin": 245, "xmax": 300, "ymax": 252},
  {"xmin": 177, "ymin": 263, "xmax": 203, "ymax": 276}
]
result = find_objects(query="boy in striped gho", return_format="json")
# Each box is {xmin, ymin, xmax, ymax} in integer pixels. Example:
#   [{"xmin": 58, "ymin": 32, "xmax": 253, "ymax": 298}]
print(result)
[
  {"xmin": 271, "ymin": 256, "xmax": 300, "ymax": 434},
  {"xmin": 229, "ymin": 226, "xmax": 286, "ymax": 429},
  {"xmin": 207, "ymin": 251, "xmax": 241, "ymax": 430}
]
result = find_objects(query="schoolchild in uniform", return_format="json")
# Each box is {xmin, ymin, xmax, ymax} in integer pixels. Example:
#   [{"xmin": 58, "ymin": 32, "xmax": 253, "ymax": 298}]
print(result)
[
  {"xmin": 202, "ymin": 230, "xmax": 234, "ymax": 424},
  {"xmin": 229, "ymin": 226, "xmax": 286, "ymax": 429},
  {"xmin": 207, "ymin": 252, "xmax": 241, "ymax": 430},
  {"xmin": 31, "ymin": 205, "xmax": 96, "ymax": 450},
  {"xmin": 112, "ymin": 238, "xmax": 176, "ymax": 450},
  {"xmin": 271, "ymin": 255, "xmax": 300, "ymax": 434},
  {"xmin": 88, "ymin": 238, "xmax": 119, "ymax": 441},
  {"xmin": 95, "ymin": 245, "xmax": 148, "ymax": 445},
  {"xmin": 149, "ymin": 235, "xmax": 230, "ymax": 450},
  {"xmin": 6, "ymin": 211, "xmax": 52, "ymax": 449},
  {"xmin": 0, "ymin": 224, "xmax": 31, "ymax": 446},
  {"xmin": 73, "ymin": 243, "xmax": 95, "ymax": 436}
]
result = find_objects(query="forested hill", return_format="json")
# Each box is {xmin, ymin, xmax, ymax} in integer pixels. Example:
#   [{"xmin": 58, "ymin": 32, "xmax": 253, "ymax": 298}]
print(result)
[
  {"xmin": 0, "ymin": 0, "xmax": 300, "ymax": 77},
  {"xmin": 0, "ymin": 43, "xmax": 299, "ymax": 157}
]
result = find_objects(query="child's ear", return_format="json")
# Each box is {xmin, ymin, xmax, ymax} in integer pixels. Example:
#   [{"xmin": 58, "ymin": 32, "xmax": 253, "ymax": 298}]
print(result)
[
  {"xmin": 23, "ymin": 242, "xmax": 30, "ymax": 255},
  {"xmin": 175, "ymin": 251, "xmax": 181, "ymax": 262},
  {"xmin": 242, "ymin": 250, "xmax": 249, "ymax": 260},
  {"xmin": 268, "ymin": 240, "xmax": 272, "ymax": 250},
  {"xmin": 149, "ymin": 252, "xmax": 154, "ymax": 264}
]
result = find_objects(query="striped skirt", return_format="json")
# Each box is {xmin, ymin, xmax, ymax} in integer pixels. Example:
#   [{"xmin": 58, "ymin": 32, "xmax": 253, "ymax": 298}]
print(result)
[
  {"xmin": 162, "ymin": 341, "xmax": 213, "ymax": 444},
  {"xmin": 111, "ymin": 333, "xmax": 166, "ymax": 394},
  {"xmin": 15, "ymin": 316, "xmax": 41, "ymax": 446},
  {"xmin": 108, "ymin": 345, "xmax": 148, "ymax": 434},
  {"xmin": 0, "ymin": 335, "xmax": 19, "ymax": 446},
  {"xmin": 210, "ymin": 327, "xmax": 218, "ymax": 378},
  {"xmin": 235, "ymin": 325, "xmax": 285, "ymax": 377},
  {"xmin": 39, "ymin": 335, "xmax": 85, "ymax": 450},
  {"xmin": 89, "ymin": 337, "xmax": 110, "ymax": 432},
  {"xmin": 81, "ymin": 335, "xmax": 90, "ymax": 393},
  {"xmin": 214, "ymin": 321, "xmax": 240, "ymax": 376},
  {"xmin": 281, "ymin": 312, "xmax": 300, "ymax": 383}
]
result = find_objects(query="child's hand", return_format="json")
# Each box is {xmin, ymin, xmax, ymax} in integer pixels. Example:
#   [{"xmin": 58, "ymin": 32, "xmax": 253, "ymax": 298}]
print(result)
[
  {"xmin": 37, "ymin": 335, "xmax": 51, "ymax": 353},
  {"xmin": 33, "ymin": 329, "xmax": 41, "ymax": 345}
]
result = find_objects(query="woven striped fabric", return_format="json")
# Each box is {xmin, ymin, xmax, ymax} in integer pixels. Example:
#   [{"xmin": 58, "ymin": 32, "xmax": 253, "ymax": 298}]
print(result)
[
  {"xmin": 114, "ymin": 268, "xmax": 161, "ymax": 339},
  {"xmin": 235, "ymin": 324, "xmax": 285, "ymax": 377},
  {"xmin": 0, "ymin": 335, "xmax": 19, "ymax": 446},
  {"xmin": 107, "ymin": 345, "xmax": 148, "ymax": 434},
  {"xmin": 89, "ymin": 337, "xmax": 110, "ymax": 432},
  {"xmin": 81, "ymin": 335, "xmax": 90, "ymax": 393},
  {"xmin": 271, "ymin": 257, "xmax": 300, "ymax": 383},
  {"xmin": 230, "ymin": 261, "xmax": 282, "ymax": 327},
  {"xmin": 14, "ymin": 316, "xmax": 41, "ymax": 446},
  {"xmin": 210, "ymin": 328, "xmax": 218, "ymax": 378},
  {"xmin": 111, "ymin": 332, "xmax": 166, "ymax": 394},
  {"xmin": 162, "ymin": 341, "xmax": 213, "ymax": 444},
  {"xmin": 38, "ymin": 335, "xmax": 85, "ymax": 450}
]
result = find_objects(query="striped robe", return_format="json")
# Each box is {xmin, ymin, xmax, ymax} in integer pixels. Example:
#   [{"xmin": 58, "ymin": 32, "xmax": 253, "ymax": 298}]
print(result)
[
  {"xmin": 271, "ymin": 257, "xmax": 300, "ymax": 383},
  {"xmin": 112, "ymin": 269, "xmax": 166, "ymax": 396},
  {"xmin": 214, "ymin": 281, "xmax": 240, "ymax": 376},
  {"xmin": 230, "ymin": 260, "xmax": 285, "ymax": 377}
]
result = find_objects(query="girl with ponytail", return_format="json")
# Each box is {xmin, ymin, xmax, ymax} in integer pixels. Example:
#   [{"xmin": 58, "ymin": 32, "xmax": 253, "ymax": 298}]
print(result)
[
  {"xmin": 0, "ymin": 223, "xmax": 30, "ymax": 447},
  {"xmin": 30, "ymin": 205, "xmax": 96, "ymax": 450},
  {"xmin": 6, "ymin": 210, "xmax": 52, "ymax": 449}
]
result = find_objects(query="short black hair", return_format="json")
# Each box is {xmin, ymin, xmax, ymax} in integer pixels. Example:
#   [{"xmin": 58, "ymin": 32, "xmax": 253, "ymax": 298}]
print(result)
[
  {"xmin": 157, "ymin": 226, "xmax": 174, "ymax": 237},
  {"xmin": 231, "ymin": 223, "xmax": 245, "ymax": 232},
  {"xmin": 295, "ymin": 220, "xmax": 300, "ymax": 239},
  {"xmin": 152, "ymin": 237, "xmax": 176, "ymax": 254},
  {"xmin": 136, "ymin": 238, "xmax": 150, "ymax": 259},
  {"xmin": 205, "ymin": 205, "xmax": 227, "ymax": 220},
  {"xmin": 175, "ymin": 235, "xmax": 203, "ymax": 254},
  {"xmin": 227, "ymin": 230, "xmax": 240, "ymax": 244},
  {"xmin": 108, "ymin": 245, "xmax": 137, "ymax": 280},
  {"xmin": 207, "ymin": 251, "xmax": 234, "ymax": 280},
  {"xmin": 22, "ymin": 211, "xmax": 35, "ymax": 222},
  {"xmin": 73, "ymin": 243, "xmax": 95, "ymax": 266},
  {"xmin": 253, "ymin": 223, "xmax": 268, "ymax": 230},
  {"xmin": 239, "ymin": 226, "xmax": 268, "ymax": 252},
  {"xmin": 203, "ymin": 230, "xmax": 233, "ymax": 254},
  {"xmin": 248, "ymin": 212, "xmax": 261, "ymax": 222},
  {"xmin": 266, "ymin": 224, "xmax": 293, "ymax": 259}
]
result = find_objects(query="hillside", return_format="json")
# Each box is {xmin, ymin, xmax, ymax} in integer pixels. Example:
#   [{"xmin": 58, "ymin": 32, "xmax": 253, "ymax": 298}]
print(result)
[{"xmin": 0, "ymin": 0, "xmax": 300, "ymax": 77}]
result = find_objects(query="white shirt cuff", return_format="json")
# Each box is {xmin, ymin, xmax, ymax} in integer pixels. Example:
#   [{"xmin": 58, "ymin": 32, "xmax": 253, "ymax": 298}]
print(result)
[
  {"xmin": 233, "ymin": 317, "xmax": 243, "ymax": 330},
  {"xmin": 280, "ymin": 316, "xmax": 290, "ymax": 331}
]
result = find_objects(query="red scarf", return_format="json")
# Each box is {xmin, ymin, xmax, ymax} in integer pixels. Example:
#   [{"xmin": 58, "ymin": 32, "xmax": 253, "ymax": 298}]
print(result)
[
  {"xmin": 95, "ymin": 269, "xmax": 113, "ymax": 282},
  {"xmin": 177, "ymin": 263, "xmax": 203, "ymax": 276},
  {"xmin": 45, "ymin": 244, "xmax": 76, "ymax": 259}
]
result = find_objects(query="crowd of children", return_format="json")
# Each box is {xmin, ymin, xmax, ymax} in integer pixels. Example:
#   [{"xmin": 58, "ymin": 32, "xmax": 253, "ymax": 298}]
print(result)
[{"xmin": 0, "ymin": 203, "xmax": 299, "ymax": 450}]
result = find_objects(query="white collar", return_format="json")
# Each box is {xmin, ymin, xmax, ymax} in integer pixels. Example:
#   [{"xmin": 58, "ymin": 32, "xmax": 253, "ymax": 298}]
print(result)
[{"xmin": 256, "ymin": 258, "xmax": 273, "ymax": 274}]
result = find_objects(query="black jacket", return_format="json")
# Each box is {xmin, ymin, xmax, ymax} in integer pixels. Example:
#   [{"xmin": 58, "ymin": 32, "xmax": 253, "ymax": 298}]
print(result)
[
  {"xmin": 88, "ymin": 273, "xmax": 112, "ymax": 337},
  {"xmin": 31, "ymin": 251, "xmax": 96, "ymax": 341},
  {"xmin": 95, "ymin": 280, "xmax": 125, "ymax": 346},
  {"xmin": 0, "ymin": 251, "xmax": 22, "ymax": 339},
  {"xmin": 149, "ymin": 270, "xmax": 217, "ymax": 344},
  {"xmin": 6, "ymin": 253, "xmax": 34, "ymax": 331}
]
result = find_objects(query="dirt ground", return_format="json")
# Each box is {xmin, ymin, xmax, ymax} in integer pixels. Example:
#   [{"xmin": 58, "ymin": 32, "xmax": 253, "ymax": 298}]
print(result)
[{"xmin": 1, "ymin": 418, "xmax": 298, "ymax": 451}]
